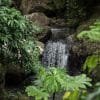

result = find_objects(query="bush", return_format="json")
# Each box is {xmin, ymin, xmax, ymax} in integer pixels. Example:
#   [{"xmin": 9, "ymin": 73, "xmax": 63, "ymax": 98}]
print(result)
[
  {"xmin": 26, "ymin": 67, "xmax": 91, "ymax": 100},
  {"xmin": 0, "ymin": 0, "xmax": 12, "ymax": 6},
  {"xmin": 77, "ymin": 20, "xmax": 100, "ymax": 42},
  {"xmin": 0, "ymin": 6, "xmax": 42, "ymax": 72}
]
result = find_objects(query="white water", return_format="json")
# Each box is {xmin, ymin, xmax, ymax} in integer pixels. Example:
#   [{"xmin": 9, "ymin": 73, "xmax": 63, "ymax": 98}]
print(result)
[{"xmin": 42, "ymin": 40, "xmax": 69, "ymax": 68}]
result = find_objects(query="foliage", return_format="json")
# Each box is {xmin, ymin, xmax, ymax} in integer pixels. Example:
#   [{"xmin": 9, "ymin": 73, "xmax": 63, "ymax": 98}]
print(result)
[
  {"xmin": 66, "ymin": 74, "xmax": 91, "ymax": 90},
  {"xmin": 63, "ymin": 83, "xmax": 100, "ymax": 100},
  {"xmin": 0, "ymin": 0, "xmax": 12, "ymax": 6},
  {"xmin": 26, "ymin": 67, "xmax": 91, "ymax": 100},
  {"xmin": 21, "ymin": 40, "xmax": 40, "ymax": 72},
  {"xmin": 63, "ymin": 90, "xmax": 79, "ymax": 100},
  {"xmin": 25, "ymin": 86, "xmax": 49, "ymax": 100},
  {"xmin": 0, "ymin": 6, "xmax": 42, "ymax": 72},
  {"xmin": 63, "ymin": 90, "xmax": 88, "ymax": 100},
  {"xmin": 86, "ymin": 82, "xmax": 100, "ymax": 100},
  {"xmin": 77, "ymin": 20, "xmax": 100, "ymax": 42},
  {"xmin": 36, "ymin": 67, "xmax": 91, "ymax": 91},
  {"xmin": 83, "ymin": 55, "xmax": 100, "ymax": 73},
  {"xmin": 77, "ymin": 20, "xmax": 100, "ymax": 75}
]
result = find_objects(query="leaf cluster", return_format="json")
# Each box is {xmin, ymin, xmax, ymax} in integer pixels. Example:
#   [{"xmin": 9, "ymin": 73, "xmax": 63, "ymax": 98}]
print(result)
[
  {"xmin": 0, "ymin": 0, "xmax": 12, "ymax": 6},
  {"xmin": 83, "ymin": 55, "xmax": 100, "ymax": 73},
  {"xmin": 26, "ymin": 67, "xmax": 91, "ymax": 100},
  {"xmin": 84, "ymin": 82, "xmax": 100, "ymax": 100},
  {"xmin": 0, "ymin": 6, "xmax": 42, "ymax": 72},
  {"xmin": 77, "ymin": 20, "xmax": 100, "ymax": 42}
]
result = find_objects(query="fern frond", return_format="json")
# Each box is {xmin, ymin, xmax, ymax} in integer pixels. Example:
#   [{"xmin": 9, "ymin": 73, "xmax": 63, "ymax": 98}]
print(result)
[{"xmin": 77, "ymin": 20, "xmax": 100, "ymax": 42}]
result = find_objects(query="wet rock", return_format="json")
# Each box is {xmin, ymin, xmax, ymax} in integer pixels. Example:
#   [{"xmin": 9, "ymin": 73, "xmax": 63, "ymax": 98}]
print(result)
[
  {"xmin": 14, "ymin": 0, "xmax": 59, "ymax": 14},
  {"xmin": 25, "ymin": 12, "xmax": 51, "ymax": 41},
  {"xmin": 68, "ymin": 34, "xmax": 100, "ymax": 56},
  {"xmin": 36, "ymin": 41, "xmax": 44, "ymax": 55},
  {"xmin": 67, "ymin": 34, "xmax": 100, "ymax": 75},
  {"xmin": 25, "ymin": 12, "xmax": 50, "ymax": 26}
]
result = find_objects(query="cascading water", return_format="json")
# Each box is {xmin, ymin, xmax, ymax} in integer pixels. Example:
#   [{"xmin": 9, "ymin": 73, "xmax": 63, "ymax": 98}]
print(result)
[{"xmin": 42, "ymin": 28, "xmax": 69, "ymax": 68}]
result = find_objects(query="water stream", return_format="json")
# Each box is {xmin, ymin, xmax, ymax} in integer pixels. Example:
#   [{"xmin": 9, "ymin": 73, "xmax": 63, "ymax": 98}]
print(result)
[{"xmin": 42, "ymin": 28, "xmax": 69, "ymax": 68}]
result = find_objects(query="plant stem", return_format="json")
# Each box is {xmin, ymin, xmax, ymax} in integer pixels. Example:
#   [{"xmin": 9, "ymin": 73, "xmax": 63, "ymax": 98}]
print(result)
[{"xmin": 53, "ymin": 93, "xmax": 56, "ymax": 100}]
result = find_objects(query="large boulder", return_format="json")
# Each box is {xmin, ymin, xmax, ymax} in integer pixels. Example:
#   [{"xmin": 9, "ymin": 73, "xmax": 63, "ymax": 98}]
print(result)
[
  {"xmin": 67, "ymin": 34, "xmax": 100, "ymax": 75},
  {"xmin": 25, "ymin": 12, "xmax": 51, "ymax": 40},
  {"xmin": 19, "ymin": 0, "xmax": 49, "ymax": 14},
  {"xmin": 67, "ymin": 34, "xmax": 100, "ymax": 56},
  {"xmin": 25, "ymin": 12, "xmax": 50, "ymax": 26}
]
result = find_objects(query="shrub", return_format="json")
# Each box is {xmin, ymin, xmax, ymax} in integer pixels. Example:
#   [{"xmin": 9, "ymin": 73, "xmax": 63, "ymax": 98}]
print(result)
[
  {"xmin": 77, "ymin": 20, "xmax": 100, "ymax": 42},
  {"xmin": 0, "ymin": 6, "xmax": 42, "ymax": 72},
  {"xmin": 26, "ymin": 67, "xmax": 91, "ymax": 100}
]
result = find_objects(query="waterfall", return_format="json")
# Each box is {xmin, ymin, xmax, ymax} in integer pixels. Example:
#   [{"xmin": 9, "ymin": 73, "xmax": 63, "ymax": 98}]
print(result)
[{"xmin": 42, "ymin": 28, "xmax": 69, "ymax": 68}]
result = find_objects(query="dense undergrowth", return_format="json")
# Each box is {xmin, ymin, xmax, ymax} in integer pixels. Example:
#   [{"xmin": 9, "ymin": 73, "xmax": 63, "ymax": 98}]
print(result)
[
  {"xmin": 76, "ymin": 19, "xmax": 100, "ymax": 100},
  {"xmin": 77, "ymin": 20, "xmax": 100, "ymax": 42}
]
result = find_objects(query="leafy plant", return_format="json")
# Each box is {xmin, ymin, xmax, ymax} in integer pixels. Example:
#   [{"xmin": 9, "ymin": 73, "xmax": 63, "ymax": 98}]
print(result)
[
  {"xmin": 26, "ymin": 86, "xmax": 49, "ymax": 100},
  {"xmin": 83, "ymin": 55, "xmax": 100, "ymax": 73},
  {"xmin": 77, "ymin": 20, "xmax": 100, "ymax": 74},
  {"xmin": 85, "ymin": 82, "xmax": 100, "ymax": 100},
  {"xmin": 0, "ymin": 6, "xmax": 42, "ymax": 72},
  {"xmin": 77, "ymin": 20, "xmax": 100, "ymax": 42},
  {"xmin": 63, "ymin": 89, "xmax": 89, "ymax": 100},
  {"xmin": 63, "ymin": 90, "xmax": 80, "ymax": 100},
  {"xmin": 26, "ymin": 67, "xmax": 91, "ymax": 100},
  {"xmin": 0, "ymin": 0, "xmax": 12, "ymax": 6}
]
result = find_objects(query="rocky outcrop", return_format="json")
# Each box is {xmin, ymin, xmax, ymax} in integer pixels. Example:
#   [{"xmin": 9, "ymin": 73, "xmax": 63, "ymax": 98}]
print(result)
[
  {"xmin": 25, "ymin": 12, "xmax": 51, "ymax": 40},
  {"xmin": 67, "ymin": 34, "xmax": 100, "ymax": 56},
  {"xmin": 20, "ymin": 0, "xmax": 50, "ymax": 14},
  {"xmin": 67, "ymin": 34, "xmax": 100, "ymax": 75},
  {"xmin": 25, "ymin": 12, "xmax": 50, "ymax": 26}
]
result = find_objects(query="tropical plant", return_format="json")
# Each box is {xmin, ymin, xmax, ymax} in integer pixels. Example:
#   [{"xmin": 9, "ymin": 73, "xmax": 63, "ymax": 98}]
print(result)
[
  {"xmin": 25, "ymin": 86, "xmax": 49, "ymax": 100},
  {"xmin": 83, "ymin": 55, "xmax": 100, "ymax": 73},
  {"xmin": 26, "ymin": 67, "xmax": 91, "ymax": 100},
  {"xmin": 0, "ymin": 0, "xmax": 12, "ymax": 6},
  {"xmin": 77, "ymin": 20, "xmax": 100, "ymax": 73},
  {"xmin": 63, "ymin": 90, "xmax": 80, "ymax": 100},
  {"xmin": 0, "ymin": 5, "xmax": 42, "ymax": 72},
  {"xmin": 77, "ymin": 20, "xmax": 100, "ymax": 42},
  {"xmin": 76, "ymin": 19, "xmax": 100, "ymax": 100},
  {"xmin": 86, "ymin": 82, "xmax": 100, "ymax": 100}
]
